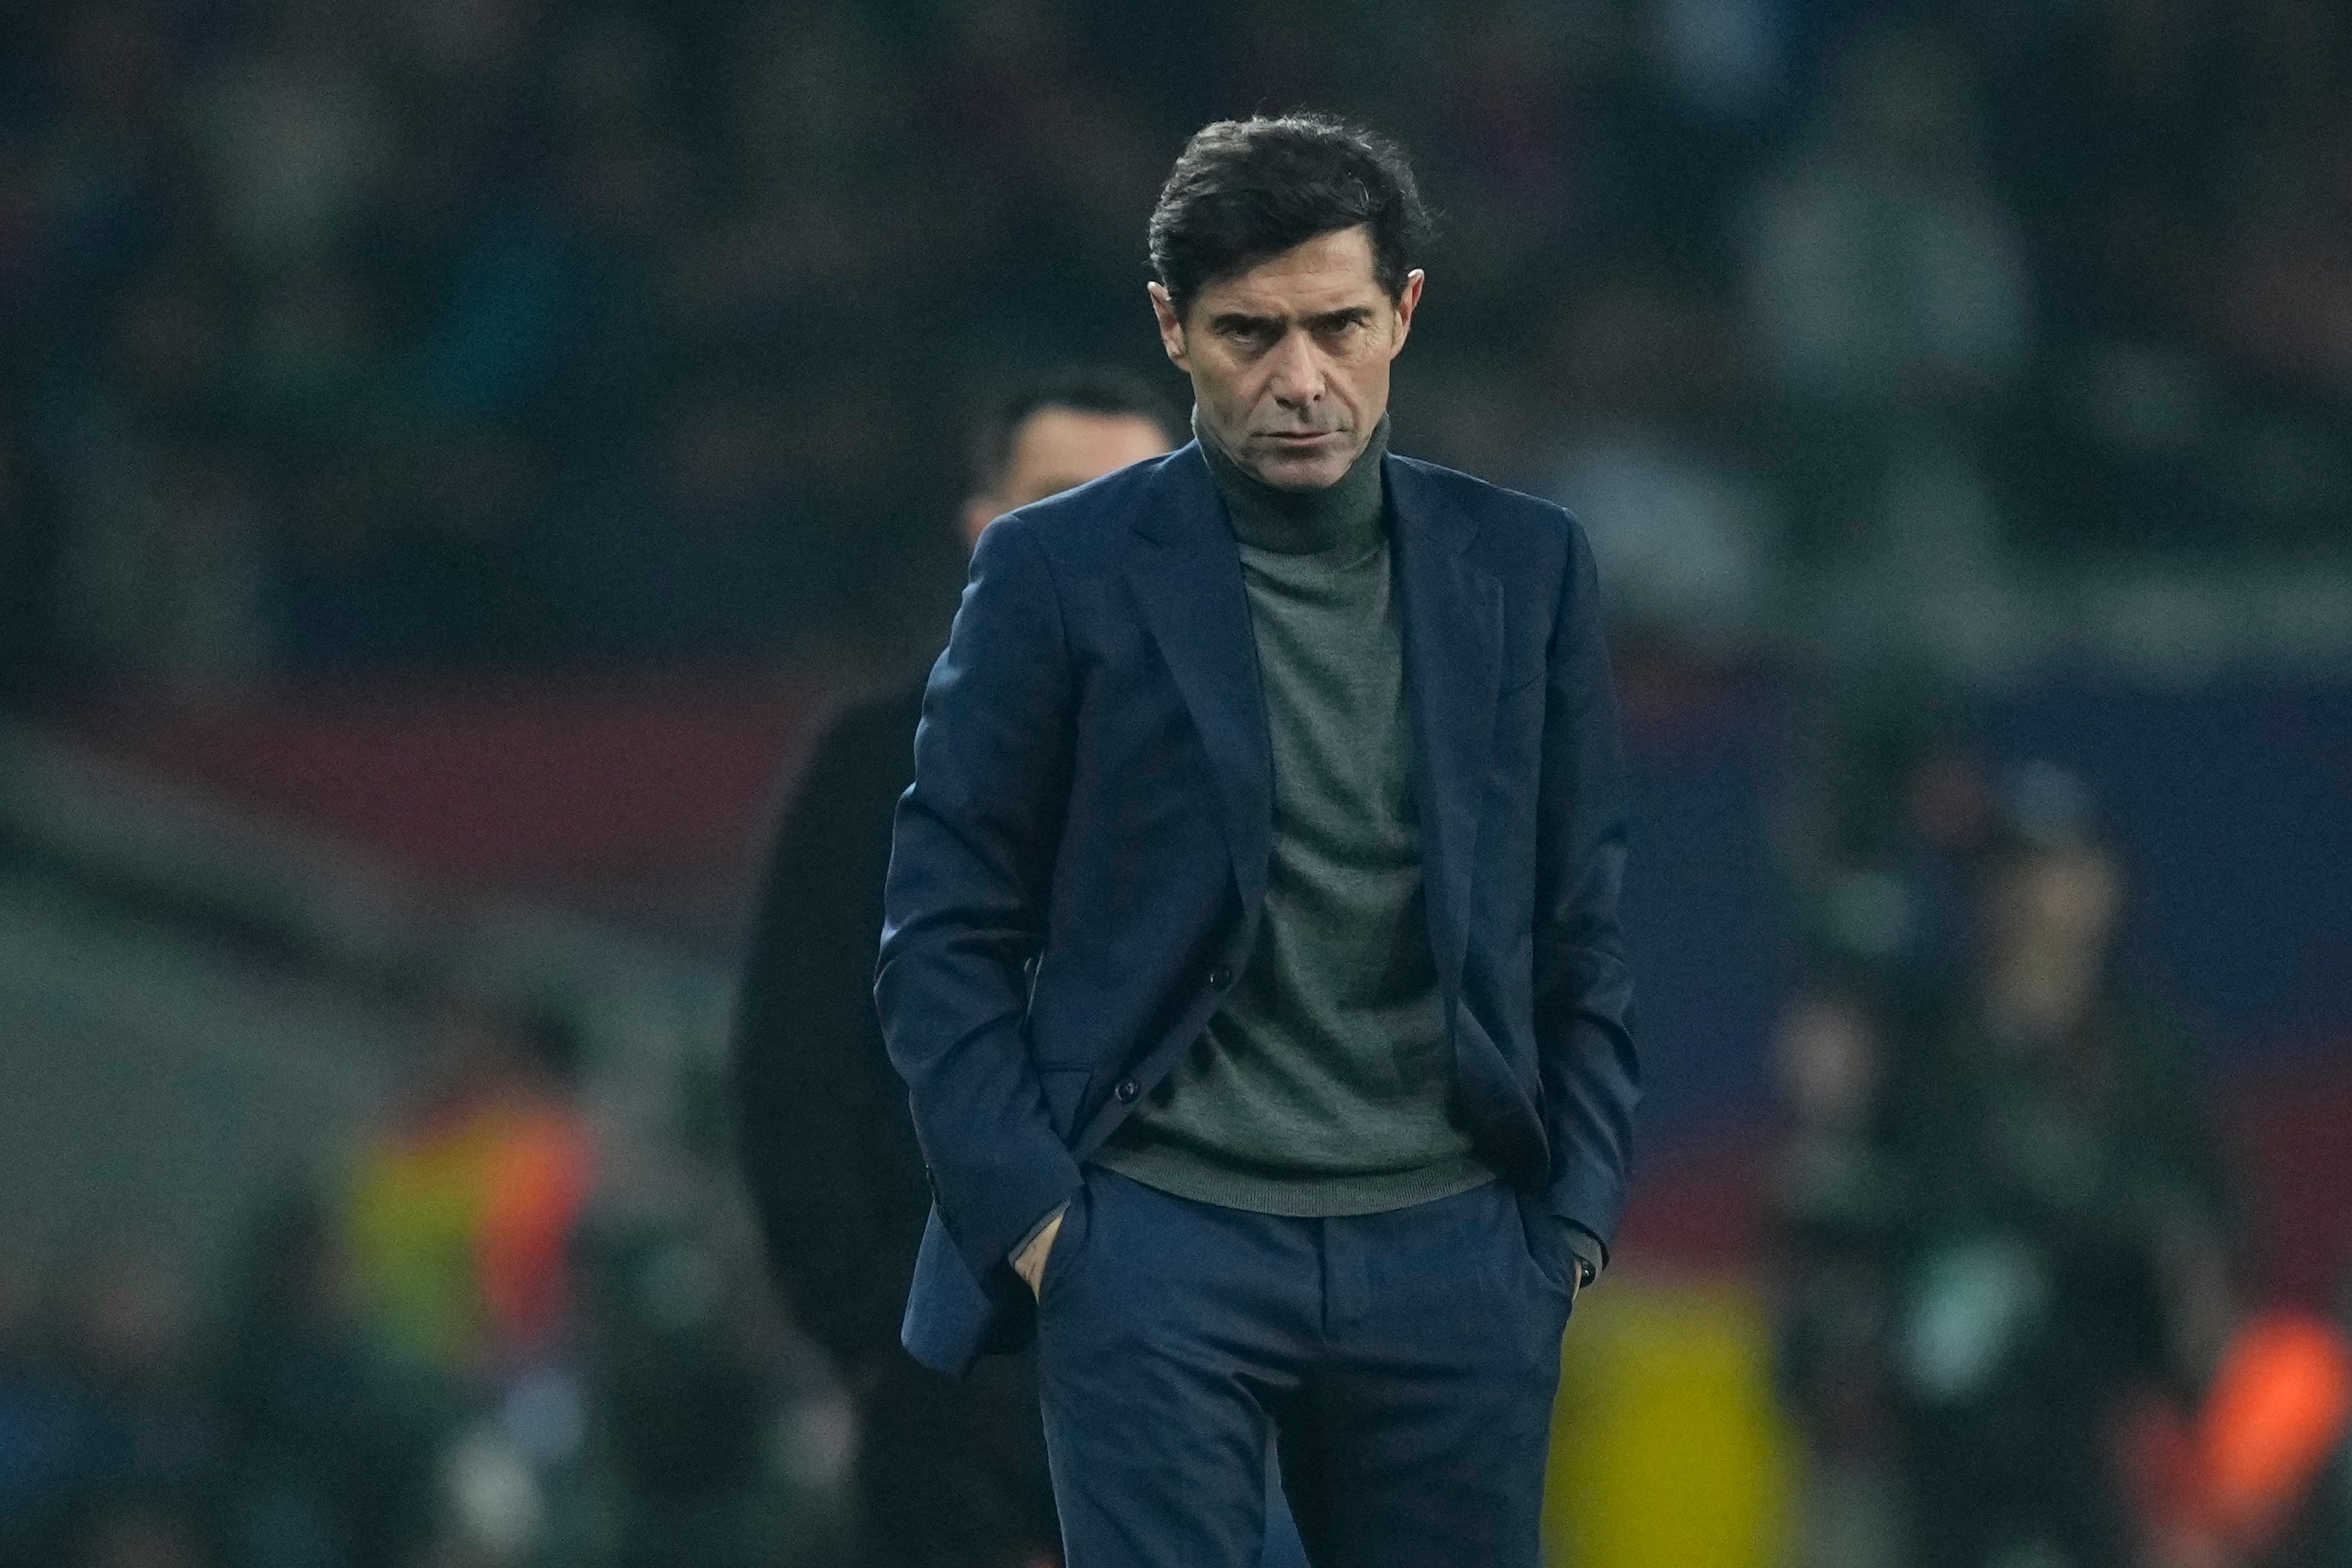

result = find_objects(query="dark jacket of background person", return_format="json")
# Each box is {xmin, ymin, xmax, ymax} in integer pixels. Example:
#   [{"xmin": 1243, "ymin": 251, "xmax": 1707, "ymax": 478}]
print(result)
[
  {"xmin": 734, "ymin": 677, "xmax": 1060, "ymax": 1568},
  {"xmin": 735, "ymin": 680, "xmax": 931, "ymax": 1382},
  {"xmin": 876, "ymin": 440, "xmax": 1640, "ymax": 1377},
  {"xmin": 730, "ymin": 368, "xmax": 1177, "ymax": 1568},
  {"xmin": 1887, "ymin": 984, "xmax": 2233, "ymax": 1568}
]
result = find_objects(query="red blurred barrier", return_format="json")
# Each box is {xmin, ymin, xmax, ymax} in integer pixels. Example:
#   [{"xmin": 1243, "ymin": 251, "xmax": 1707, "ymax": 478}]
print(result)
[{"xmin": 76, "ymin": 673, "xmax": 841, "ymax": 899}]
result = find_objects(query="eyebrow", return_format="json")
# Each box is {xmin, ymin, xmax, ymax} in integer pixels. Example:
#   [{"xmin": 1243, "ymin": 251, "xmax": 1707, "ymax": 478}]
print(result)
[
  {"xmin": 1206, "ymin": 306, "xmax": 1375, "ymax": 335},
  {"xmin": 1207, "ymin": 311, "xmax": 1282, "ymax": 335}
]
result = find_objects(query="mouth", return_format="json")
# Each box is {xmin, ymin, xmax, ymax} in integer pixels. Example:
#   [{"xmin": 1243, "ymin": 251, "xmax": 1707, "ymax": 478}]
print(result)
[{"xmin": 1259, "ymin": 430, "xmax": 1340, "ymax": 448}]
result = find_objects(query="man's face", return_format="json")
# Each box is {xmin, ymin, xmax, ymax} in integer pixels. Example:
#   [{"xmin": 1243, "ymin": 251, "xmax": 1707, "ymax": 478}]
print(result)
[
  {"xmin": 1985, "ymin": 847, "xmax": 2123, "ymax": 969},
  {"xmin": 961, "ymin": 406, "xmax": 1173, "ymax": 548},
  {"xmin": 1150, "ymin": 225, "xmax": 1422, "ymax": 492}
]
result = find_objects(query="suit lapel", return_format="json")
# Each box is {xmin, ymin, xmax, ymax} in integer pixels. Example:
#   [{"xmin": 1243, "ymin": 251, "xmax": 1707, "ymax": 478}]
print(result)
[
  {"xmin": 1125, "ymin": 445, "xmax": 1273, "ymax": 911},
  {"xmin": 1388, "ymin": 455, "xmax": 1501, "ymax": 986}
]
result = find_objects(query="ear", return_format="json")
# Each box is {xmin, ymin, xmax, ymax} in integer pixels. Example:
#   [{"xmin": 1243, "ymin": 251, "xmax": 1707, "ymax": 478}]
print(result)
[
  {"xmin": 1388, "ymin": 269, "xmax": 1425, "ymax": 358},
  {"xmin": 1147, "ymin": 282, "xmax": 1189, "ymax": 370}
]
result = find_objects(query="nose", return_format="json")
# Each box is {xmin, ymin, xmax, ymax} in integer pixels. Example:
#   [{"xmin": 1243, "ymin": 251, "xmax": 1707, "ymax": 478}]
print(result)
[{"xmin": 1263, "ymin": 328, "xmax": 1325, "ymax": 409}]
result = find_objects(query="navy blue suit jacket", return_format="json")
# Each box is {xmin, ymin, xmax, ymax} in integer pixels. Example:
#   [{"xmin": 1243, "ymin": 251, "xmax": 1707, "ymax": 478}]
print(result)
[{"xmin": 876, "ymin": 441, "xmax": 1639, "ymax": 1375}]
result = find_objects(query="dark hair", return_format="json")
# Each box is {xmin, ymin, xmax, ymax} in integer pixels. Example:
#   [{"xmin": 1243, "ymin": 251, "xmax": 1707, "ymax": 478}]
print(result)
[
  {"xmin": 1148, "ymin": 113, "xmax": 1431, "ymax": 319},
  {"xmin": 967, "ymin": 365, "xmax": 1184, "ymax": 494}
]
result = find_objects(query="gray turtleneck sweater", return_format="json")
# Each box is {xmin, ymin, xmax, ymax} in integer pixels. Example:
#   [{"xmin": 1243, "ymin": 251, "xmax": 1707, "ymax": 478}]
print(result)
[{"xmin": 1097, "ymin": 416, "xmax": 1492, "ymax": 1216}]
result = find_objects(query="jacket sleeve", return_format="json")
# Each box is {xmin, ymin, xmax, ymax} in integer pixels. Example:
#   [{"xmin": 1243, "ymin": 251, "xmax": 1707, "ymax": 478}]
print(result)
[
  {"xmin": 874, "ymin": 518, "xmax": 1084, "ymax": 1285},
  {"xmin": 1532, "ymin": 517, "xmax": 1641, "ymax": 1253}
]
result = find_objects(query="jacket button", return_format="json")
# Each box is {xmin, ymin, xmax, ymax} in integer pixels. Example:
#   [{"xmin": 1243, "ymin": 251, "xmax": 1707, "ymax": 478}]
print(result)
[
  {"xmin": 1115, "ymin": 1078, "xmax": 1140, "ymax": 1103},
  {"xmin": 1208, "ymin": 964, "xmax": 1233, "ymax": 990}
]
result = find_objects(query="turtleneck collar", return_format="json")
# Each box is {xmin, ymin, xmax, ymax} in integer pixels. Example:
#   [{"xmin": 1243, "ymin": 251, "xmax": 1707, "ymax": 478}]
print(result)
[{"xmin": 1195, "ymin": 409, "xmax": 1391, "ymax": 557}]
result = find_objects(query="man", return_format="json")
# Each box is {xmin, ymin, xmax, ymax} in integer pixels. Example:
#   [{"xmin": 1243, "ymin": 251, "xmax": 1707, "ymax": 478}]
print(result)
[
  {"xmin": 733, "ymin": 368, "xmax": 1179, "ymax": 1568},
  {"xmin": 1887, "ymin": 764, "xmax": 2231, "ymax": 1568},
  {"xmin": 878, "ymin": 115, "xmax": 1640, "ymax": 1568}
]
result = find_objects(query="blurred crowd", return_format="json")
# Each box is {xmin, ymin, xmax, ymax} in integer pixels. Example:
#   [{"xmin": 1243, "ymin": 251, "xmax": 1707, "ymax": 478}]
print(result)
[
  {"xmin": 0, "ymin": 996, "xmax": 848, "ymax": 1568},
  {"xmin": 1772, "ymin": 753, "xmax": 2352, "ymax": 1568},
  {"xmin": 2, "ymin": 0, "xmax": 2349, "ymax": 700},
  {"xmin": 3, "ymin": 3, "xmax": 2349, "ymax": 1567}
]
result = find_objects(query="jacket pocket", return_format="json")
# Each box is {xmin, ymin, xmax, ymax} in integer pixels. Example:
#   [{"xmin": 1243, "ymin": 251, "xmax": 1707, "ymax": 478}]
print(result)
[{"xmin": 1037, "ymin": 1173, "xmax": 1094, "ymax": 1306}]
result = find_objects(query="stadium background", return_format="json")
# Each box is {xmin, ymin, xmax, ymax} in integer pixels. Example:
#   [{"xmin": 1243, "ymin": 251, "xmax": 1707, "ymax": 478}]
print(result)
[{"xmin": 0, "ymin": 0, "xmax": 2346, "ymax": 1564}]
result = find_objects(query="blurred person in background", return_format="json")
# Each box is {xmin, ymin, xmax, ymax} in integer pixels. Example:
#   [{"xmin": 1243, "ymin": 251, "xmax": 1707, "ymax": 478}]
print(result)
[
  {"xmin": 1537, "ymin": 277, "xmax": 1776, "ymax": 661},
  {"xmin": 1773, "ymin": 977, "xmax": 1915, "ymax": 1568},
  {"xmin": 2115, "ymin": 1174, "xmax": 2352, "ymax": 1568},
  {"xmin": 1776, "ymin": 705, "xmax": 1994, "ymax": 1568},
  {"xmin": 877, "ymin": 114, "xmax": 1635, "ymax": 1568},
  {"xmin": 0, "ymin": 408, "xmax": 69, "ymax": 707},
  {"xmin": 341, "ymin": 1001, "xmax": 595, "ymax": 1383},
  {"xmin": 216, "ymin": 1193, "xmax": 449, "ymax": 1568},
  {"xmin": 0, "ymin": 1260, "xmax": 45, "ymax": 1564},
  {"xmin": 2121, "ymin": 1292, "xmax": 2352, "ymax": 1568},
  {"xmin": 1741, "ymin": 19, "xmax": 2030, "ymax": 615},
  {"xmin": 733, "ymin": 366, "xmax": 1179, "ymax": 1568},
  {"xmin": 1886, "ymin": 762, "xmax": 2233, "ymax": 1568},
  {"xmin": 334, "ymin": 997, "xmax": 597, "ymax": 1567},
  {"xmin": 573, "ymin": 1213, "xmax": 808, "ymax": 1568},
  {"xmin": 0, "ymin": 1250, "xmax": 222, "ymax": 1568}
]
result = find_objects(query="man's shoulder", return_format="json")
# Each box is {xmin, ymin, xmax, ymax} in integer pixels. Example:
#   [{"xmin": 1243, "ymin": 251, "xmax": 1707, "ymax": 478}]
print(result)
[
  {"xmin": 981, "ymin": 446, "xmax": 1195, "ymax": 570},
  {"xmin": 1388, "ymin": 451, "xmax": 1582, "ymax": 543}
]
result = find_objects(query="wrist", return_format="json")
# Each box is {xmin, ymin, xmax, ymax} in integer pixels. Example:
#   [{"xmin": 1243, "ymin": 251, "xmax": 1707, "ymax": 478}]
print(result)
[
  {"xmin": 1010, "ymin": 1200, "xmax": 1070, "ymax": 1268},
  {"xmin": 1010, "ymin": 1200, "xmax": 1069, "ymax": 1295}
]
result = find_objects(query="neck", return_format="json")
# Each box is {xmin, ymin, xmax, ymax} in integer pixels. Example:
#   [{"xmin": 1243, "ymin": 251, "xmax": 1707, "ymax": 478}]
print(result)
[{"xmin": 1195, "ymin": 410, "xmax": 1390, "ymax": 555}]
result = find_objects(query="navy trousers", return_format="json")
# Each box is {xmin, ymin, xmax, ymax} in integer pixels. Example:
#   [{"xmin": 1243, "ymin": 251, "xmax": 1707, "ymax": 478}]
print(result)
[{"xmin": 1033, "ymin": 1168, "xmax": 1576, "ymax": 1568}]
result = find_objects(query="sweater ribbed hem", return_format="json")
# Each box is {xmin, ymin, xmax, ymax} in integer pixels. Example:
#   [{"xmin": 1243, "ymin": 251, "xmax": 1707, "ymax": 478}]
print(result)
[{"xmin": 1093, "ymin": 1143, "xmax": 1496, "ymax": 1218}]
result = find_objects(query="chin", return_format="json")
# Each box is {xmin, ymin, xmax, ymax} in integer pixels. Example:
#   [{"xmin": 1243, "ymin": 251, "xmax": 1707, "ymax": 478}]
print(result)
[{"xmin": 1254, "ymin": 449, "xmax": 1351, "ymax": 491}]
